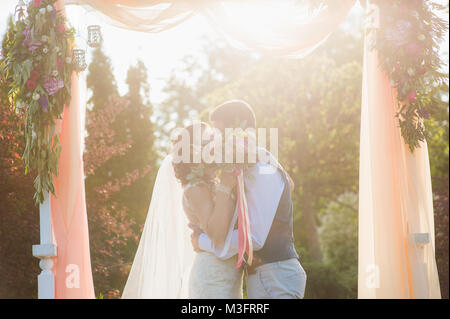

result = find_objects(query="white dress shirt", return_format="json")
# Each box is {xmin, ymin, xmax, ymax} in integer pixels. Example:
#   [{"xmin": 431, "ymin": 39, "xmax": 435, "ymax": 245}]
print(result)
[{"xmin": 198, "ymin": 162, "xmax": 285, "ymax": 260}]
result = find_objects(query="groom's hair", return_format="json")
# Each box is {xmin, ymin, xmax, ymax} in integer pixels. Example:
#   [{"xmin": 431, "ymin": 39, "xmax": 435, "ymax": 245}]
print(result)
[{"xmin": 209, "ymin": 100, "xmax": 256, "ymax": 129}]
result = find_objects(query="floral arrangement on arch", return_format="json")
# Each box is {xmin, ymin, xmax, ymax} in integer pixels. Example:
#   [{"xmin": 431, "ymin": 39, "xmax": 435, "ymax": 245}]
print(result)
[
  {"xmin": 367, "ymin": 0, "xmax": 447, "ymax": 151},
  {"xmin": 3, "ymin": 0, "xmax": 76, "ymax": 203}
]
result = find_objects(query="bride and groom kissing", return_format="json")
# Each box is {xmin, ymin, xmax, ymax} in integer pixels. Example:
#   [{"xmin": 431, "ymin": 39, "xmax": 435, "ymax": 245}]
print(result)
[{"xmin": 122, "ymin": 100, "xmax": 307, "ymax": 299}]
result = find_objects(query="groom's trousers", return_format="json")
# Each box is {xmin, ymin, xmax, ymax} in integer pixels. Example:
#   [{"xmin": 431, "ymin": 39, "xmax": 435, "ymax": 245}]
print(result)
[{"xmin": 246, "ymin": 258, "xmax": 307, "ymax": 299}]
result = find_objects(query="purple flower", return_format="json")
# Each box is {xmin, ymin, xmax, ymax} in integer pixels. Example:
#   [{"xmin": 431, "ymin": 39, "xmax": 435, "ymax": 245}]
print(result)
[
  {"xmin": 23, "ymin": 26, "xmax": 41, "ymax": 51},
  {"xmin": 385, "ymin": 20, "xmax": 412, "ymax": 46},
  {"xmin": 43, "ymin": 76, "xmax": 64, "ymax": 95},
  {"xmin": 417, "ymin": 108, "xmax": 430, "ymax": 119},
  {"xmin": 39, "ymin": 94, "xmax": 49, "ymax": 111}
]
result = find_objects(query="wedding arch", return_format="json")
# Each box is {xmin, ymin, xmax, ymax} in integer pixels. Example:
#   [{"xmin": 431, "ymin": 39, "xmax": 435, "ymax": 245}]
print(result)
[{"xmin": 6, "ymin": 0, "xmax": 444, "ymax": 298}]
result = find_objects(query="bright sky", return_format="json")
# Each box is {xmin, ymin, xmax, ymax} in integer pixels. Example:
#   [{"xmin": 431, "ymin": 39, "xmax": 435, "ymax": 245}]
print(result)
[
  {"xmin": 0, "ymin": 0, "xmax": 219, "ymax": 104},
  {"xmin": 0, "ymin": 1, "xmax": 448, "ymax": 105}
]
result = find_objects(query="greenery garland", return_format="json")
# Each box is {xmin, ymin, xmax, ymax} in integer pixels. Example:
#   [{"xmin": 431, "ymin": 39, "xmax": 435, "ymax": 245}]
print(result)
[
  {"xmin": 3, "ymin": 0, "xmax": 75, "ymax": 203},
  {"xmin": 307, "ymin": 0, "xmax": 447, "ymax": 151},
  {"xmin": 370, "ymin": 0, "xmax": 447, "ymax": 151}
]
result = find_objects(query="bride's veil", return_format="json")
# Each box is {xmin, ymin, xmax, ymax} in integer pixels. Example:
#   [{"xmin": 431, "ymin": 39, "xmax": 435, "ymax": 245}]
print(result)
[{"xmin": 122, "ymin": 154, "xmax": 195, "ymax": 298}]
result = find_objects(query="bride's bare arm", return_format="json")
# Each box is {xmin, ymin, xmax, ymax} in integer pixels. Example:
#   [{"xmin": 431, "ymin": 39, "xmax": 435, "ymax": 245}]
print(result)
[
  {"xmin": 184, "ymin": 172, "xmax": 236, "ymax": 248},
  {"xmin": 183, "ymin": 185, "xmax": 214, "ymax": 232},
  {"xmin": 202, "ymin": 172, "xmax": 236, "ymax": 247}
]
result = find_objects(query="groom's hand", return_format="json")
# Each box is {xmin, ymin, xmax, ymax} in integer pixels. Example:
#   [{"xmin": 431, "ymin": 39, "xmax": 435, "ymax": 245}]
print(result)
[
  {"xmin": 188, "ymin": 223, "xmax": 202, "ymax": 252},
  {"xmin": 191, "ymin": 230, "xmax": 201, "ymax": 252},
  {"xmin": 188, "ymin": 222, "xmax": 201, "ymax": 233}
]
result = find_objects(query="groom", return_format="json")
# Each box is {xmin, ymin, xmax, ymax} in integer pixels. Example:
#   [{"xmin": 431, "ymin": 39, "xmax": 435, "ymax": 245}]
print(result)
[{"xmin": 191, "ymin": 100, "xmax": 307, "ymax": 299}]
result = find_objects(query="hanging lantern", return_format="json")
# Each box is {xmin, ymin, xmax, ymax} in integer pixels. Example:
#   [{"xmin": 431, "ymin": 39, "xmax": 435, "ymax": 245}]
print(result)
[
  {"xmin": 72, "ymin": 49, "xmax": 87, "ymax": 72},
  {"xmin": 87, "ymin": 25, "xmax": 103, "ymax": 48},
  {"xmin": 14, "ymin": 0, "xmax": 27, "ymax": 22}
]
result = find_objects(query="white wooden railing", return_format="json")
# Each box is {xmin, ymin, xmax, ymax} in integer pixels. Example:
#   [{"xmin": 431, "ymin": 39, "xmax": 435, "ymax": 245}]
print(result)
[{"xmin": 32, "ymin": 192, "xmax": 57, "ymax": 299}]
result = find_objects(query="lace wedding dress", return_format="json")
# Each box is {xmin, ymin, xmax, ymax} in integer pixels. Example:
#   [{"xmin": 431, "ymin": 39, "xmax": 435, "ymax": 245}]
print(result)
[
  {"xmin": 183, "ymin": 189, "xmax": 243, "ymax": 299},
  {"xmin": 189, "ymin": 252, "xmax": 243, "ymax": 298}
]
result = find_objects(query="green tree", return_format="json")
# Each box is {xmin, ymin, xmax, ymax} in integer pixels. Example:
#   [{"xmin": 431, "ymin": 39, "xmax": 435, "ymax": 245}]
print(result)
[
  {"xmin": 86, "ymin": 48, "xmax": 118, "ymax": 109},
  {"xmin": 85, "ymin": 49, "xmax": 157, "ymax": 296},
  {"xmin": 426, "ymin": 83, "xmax": 449, "ymax": 298},
  {"xmin": 118, "ymin": 60, "xmax": 157, "ymax": 224},
  {"xmin": 86, "ymin": 51, "xmax": 157, "ymax": 225},
  {"xmin": 320, "ymin": 192, "xmax": 358, "ymax": 297}
]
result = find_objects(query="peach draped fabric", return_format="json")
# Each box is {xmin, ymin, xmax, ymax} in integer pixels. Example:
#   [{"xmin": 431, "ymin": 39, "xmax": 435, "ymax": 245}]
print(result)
[
  {"xmin": 51, "ymin": 73, "xmax": 95, "ymax": 299},
  {"xmin": 358, "ymin": 35, "xmax": 441, "ymax": 299},
  {"xmin": 49, "ymin": 0, "xmax": 95, "ymax": 299}
]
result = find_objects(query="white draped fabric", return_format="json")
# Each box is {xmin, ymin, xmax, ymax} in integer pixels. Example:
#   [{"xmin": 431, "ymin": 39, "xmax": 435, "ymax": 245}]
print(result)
[
  {"xmin": 61, "ymin": 0, "xmax": 441, "ymax": 298},
  {"xmin": 358, "ymin": 37, "xmax": 441, "ymax": 298},
  {"xmin": 64, "ymin": 0, "xmax": 355, "ymax": 57}
]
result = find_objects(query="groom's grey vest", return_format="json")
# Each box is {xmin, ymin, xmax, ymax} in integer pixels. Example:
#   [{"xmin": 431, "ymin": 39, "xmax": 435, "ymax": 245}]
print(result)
[{"xmin": 251, "ymin": 152, "xmax": 299, "ymax": 264}]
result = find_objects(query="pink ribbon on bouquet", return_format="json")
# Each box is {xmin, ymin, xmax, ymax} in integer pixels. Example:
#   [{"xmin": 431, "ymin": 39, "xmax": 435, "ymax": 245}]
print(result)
[{"xmin": 235, "ymin": 168, "xmax": 253, "ymax": 268}]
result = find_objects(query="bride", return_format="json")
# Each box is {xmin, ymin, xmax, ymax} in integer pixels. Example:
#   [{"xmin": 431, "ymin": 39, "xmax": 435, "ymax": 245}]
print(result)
[{"xmin": 122, "ymin": 122, "xmax": 243, "ymax": 299}]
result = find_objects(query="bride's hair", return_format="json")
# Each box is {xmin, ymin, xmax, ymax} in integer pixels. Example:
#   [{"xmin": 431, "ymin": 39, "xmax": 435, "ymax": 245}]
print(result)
[{"xmin": 171, "ymin": 122, "xmax": 215, "ymax": 187}]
